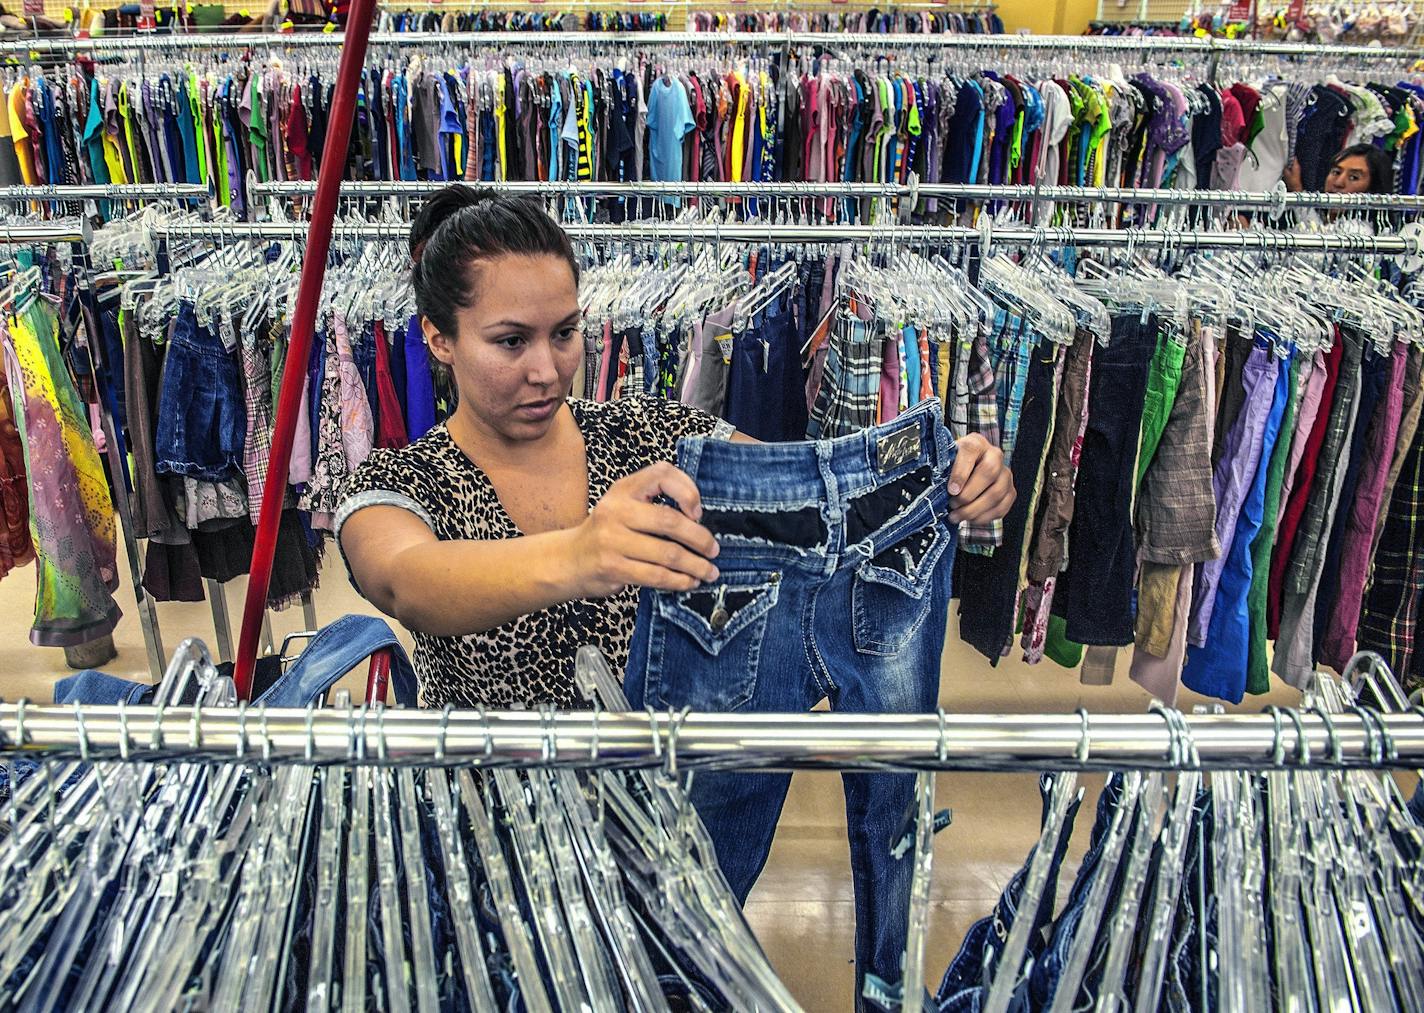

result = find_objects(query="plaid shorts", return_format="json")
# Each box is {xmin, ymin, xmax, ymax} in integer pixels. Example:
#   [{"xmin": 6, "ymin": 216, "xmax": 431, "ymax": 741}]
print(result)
[{"xmin": 809, "ymin": 316, "xmax": 880, "ymax": 439}]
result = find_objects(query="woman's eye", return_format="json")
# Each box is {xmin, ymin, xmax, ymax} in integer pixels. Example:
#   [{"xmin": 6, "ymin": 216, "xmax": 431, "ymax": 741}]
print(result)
[
  {"xmin": 498, "ymin": 336, "xmax": 524, "ymax": 349},
  {"xmin": 556, "ymin": 328, "xmax": 579, "ymax": 342}
]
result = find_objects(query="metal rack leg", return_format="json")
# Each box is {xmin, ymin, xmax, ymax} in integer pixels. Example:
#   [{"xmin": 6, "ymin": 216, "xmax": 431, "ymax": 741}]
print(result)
[
  {"xmin": 301, "ymin": 591, "xmax": 317, "ymax": 632},
  {"xmin": 206, "ymin": 579, "xmax": 233, "ymax": 664}
]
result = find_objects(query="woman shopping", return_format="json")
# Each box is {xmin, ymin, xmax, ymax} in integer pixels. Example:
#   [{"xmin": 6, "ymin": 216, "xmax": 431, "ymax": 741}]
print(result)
[{"xmin": 336, "ymin": 184, "xmax": 1014, "ymax": 710}]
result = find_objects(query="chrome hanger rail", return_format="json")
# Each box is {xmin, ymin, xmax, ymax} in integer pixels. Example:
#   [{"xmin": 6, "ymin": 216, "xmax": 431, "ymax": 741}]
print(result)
[
  {"xmin": 0, "ymin": 29, "xmax": 1415, "ymax": 58},
  {"xmin": 1, "ymin": 700, "xmax": 1421, "ymax": 769},
  {"xmin": 251, "ymin": 177, "xmax": 1424, "ymax": 214},
  {"xmin": 0, "ymin": 222, "xmax": 90, "ymax": 243},
  {"xmin": 0, "ymin": 183, "xmax": 208, "ymax": 203},
  {"xmin": 147, "ymin": 218, "xmax": 1424, "ymax": 255}
]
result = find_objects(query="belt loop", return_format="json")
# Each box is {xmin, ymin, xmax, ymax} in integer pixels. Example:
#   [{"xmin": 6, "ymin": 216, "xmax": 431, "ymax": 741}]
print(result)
[{"xmin": 678, "ymin": 435, "xmax": 706, "ymax": 490}]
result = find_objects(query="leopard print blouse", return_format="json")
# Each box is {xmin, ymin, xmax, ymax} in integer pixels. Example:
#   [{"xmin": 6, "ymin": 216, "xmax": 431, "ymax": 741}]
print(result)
[{"xmin": 335, "ymin": 397, "xmax": 732, "ymax": 709}]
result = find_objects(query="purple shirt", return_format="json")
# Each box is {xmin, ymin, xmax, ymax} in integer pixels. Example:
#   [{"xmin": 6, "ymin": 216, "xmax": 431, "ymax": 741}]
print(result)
[
  {"xmin": 1188, "ymin": 340, "xmax": 1277, "ymax": 646},
  {"xmin": 1320, "ymin": 340, "xmax": 1409, "ymax": 667}
]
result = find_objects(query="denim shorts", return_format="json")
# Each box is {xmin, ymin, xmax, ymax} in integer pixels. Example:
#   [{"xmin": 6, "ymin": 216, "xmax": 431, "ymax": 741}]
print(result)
[{"xmin": 154, "ymin": 300, "xmax": 247, "ymax": 482}]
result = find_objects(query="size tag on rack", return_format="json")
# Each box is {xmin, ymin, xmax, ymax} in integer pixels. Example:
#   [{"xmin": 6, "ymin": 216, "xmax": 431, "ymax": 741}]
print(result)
[
  {"xmin": 21, "ymin": 0, "xmax": 43, "ymax": 17},
  {"xmin": 139, "ymin": 0, "xmax": 156, "ymax": 30}
]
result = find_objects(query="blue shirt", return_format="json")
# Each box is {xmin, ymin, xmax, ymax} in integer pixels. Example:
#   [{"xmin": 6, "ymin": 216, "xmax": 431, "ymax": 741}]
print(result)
[{"xmin": 645, "ymin": 76, "xmax": 694, "ymax": 181}]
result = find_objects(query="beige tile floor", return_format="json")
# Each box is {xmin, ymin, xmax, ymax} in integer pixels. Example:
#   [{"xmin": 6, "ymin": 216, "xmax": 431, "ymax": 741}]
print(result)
[{"xmin": 0, "ymin": 552, "xmax": 1410, "ymax": 1009}]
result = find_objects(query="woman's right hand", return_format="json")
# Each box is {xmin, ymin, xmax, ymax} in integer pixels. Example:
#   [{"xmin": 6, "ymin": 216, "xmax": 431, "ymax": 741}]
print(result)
[{"xmin": 568, "ymin": 462, "xmax": 721, "ymax": 598}]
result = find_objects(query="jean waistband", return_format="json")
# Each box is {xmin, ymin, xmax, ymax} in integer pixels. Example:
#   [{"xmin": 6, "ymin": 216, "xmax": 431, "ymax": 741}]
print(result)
[
  {"xmin": 169, "ymin": 301, "xmax": 223, "ymax": 356},
  {"xmin": 677, "ymin": 398, "xmax": 955, "ymax": 508}
]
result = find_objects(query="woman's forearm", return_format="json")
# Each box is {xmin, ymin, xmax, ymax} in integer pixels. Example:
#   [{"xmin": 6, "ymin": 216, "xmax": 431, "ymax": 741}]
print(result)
[{"xmin": 378, "ymin": 530, "xmax": 585, "ymax": 636}]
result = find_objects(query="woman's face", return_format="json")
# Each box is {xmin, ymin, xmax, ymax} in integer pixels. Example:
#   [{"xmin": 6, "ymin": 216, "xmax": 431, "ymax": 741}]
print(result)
[
  {"xmin": 1326, "ymin": 154, "xmax": 1372, "ymax": 194},
  {"xmin": 423, "ymin": 253, "xmax": 582, "ymax": 444}
]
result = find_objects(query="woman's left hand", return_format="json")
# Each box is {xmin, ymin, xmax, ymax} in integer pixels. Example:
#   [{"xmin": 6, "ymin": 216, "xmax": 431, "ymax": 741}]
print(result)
[{"xmin": 948, "ymin": 433, "xmax": 1015, "ymax": 524}]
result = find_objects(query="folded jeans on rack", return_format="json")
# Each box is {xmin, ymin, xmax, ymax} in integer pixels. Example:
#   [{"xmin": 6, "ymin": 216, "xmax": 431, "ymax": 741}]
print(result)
[
  {"xmin": 936, "ymin": 774, "xmax": 1082, "ymax": 1012},
  {"xmin": 625, "ymin": 398, "xmax": 957, "ymax": 1003}
]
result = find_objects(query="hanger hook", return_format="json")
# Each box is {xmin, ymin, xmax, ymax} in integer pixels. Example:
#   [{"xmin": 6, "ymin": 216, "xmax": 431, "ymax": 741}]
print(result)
[
  {"xmin": 477, "ymin": 705, "xmax": 493, "ymax": 761},
  {"xmin": 259, "ymin": 704, "xmax": 273, "ymax": 764},
  {"xmin": 189, "ymin": 696, "xmax": 205, "ymax": 752},
  {"xmin": 645, "ymin": 706, "xmax": 663, "ymax": 764},
  {"xmin": 150, "ymin": 700, "xmax": 166, "ymax": 757},
  {"xmin": 14, "ymin": 697, "xmax": 27, "ymax": 751},
  {"xmin": 1074, "ymin": 706, "xmax": 1091, "ymax": 765},
  {"xmin": 73, "ymin": 701, "xmax": 91, "ymax": 764},
  {"xmin": 117, "ymin": 699, "xmax": 131, "ymax": 763},
  {"xmin": 1265, "ymin": 705, "xmax": 1287, "ymax": 766},
  {"xmin": 357, "ymin": 703, "xmax": 371, "ymax": 764},
  {"xmin": 539, "ymin": 704, "xmax": 558, "ymax": 766},
  {"xmin": 308, "ymin": 700, "xmax": 321, "ymax": 763},
  {"xmin": 434, "ymin": 703, "xmax": 453, "ymax": 764},
  {"xmin": 376, "ymin": 703, "xmax": 389, "ymax": 764},
  {"xmin": 1306, "ymin": 703, "xmax": 1343, "ymax": 766},
  {"xmin": 1148, "ymin": 699, "xmax": 1182, "ymax": 768},
  {"xmin": 936, "ymin": 708, "xmax": 949, "ymax": 767},
  {"xmin": 234, "ymin": 701, "xmax": 248, "ymax": 762},
  {"xmin": 1345, "ymin": 704, "xmax": 1382, "ymax": 766},
  {"xmin": 1281, "ymin": 706, "xmax": 1311, "ymax": 766}
]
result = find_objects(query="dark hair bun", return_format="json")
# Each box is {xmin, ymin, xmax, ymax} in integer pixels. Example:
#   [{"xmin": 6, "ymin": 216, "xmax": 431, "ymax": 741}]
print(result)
[
  {"xmin": 409, "ymin": 184, "xmax": 580, "ymax": 338},
  {"xmin": 409, "ymin": 184, "xmax": 486, "ymax": 261}
]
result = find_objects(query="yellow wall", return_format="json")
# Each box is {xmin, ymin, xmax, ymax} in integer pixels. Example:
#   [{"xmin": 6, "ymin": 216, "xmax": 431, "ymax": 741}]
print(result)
[{"xmin": 996, "ymin": 0, "xmax": 1097, "ymax": 35}]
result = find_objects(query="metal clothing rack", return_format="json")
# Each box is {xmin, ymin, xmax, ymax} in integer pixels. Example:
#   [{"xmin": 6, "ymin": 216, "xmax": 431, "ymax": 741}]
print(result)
[
  {"xmin": 0, "ymin": 184, "xmax": 209, "ymax": 204},
  {"xmin": 0, "ymin": 28, "xmax": 1416, "ymax": 57},
  {"xmin": 250, "ymin": 177, "xmax": 1424, "ymax": 214},
  {"xmin": 0, "ymin": 221, "xmax": 168, "ymax": 681},
  {"xmin": 2, "ymin": 696, "xmax": 1421, "ymax": 769},
  {"xmin": 148, "ymin": 218, "xmax": 1424, "ymax": 255}
]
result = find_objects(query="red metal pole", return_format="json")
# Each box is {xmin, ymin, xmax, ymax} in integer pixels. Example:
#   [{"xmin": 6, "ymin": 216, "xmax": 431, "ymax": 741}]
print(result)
[
  {"xmin": 364, "ymin": 648, "xmax": 393, "ymax": 704},
  {"xmin": 233, "ymin": 4, "xmax": 380, "ymax": 700}
]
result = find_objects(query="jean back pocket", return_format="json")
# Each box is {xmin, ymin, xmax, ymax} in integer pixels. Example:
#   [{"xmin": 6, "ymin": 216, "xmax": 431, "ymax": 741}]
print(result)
[
  {"xmin": 852, "ymin": 504, "xmax": 953, "ymax": 657},
  {"xmin": 643, "ymin": 570, "xmax": 781, "ymax": 711}
]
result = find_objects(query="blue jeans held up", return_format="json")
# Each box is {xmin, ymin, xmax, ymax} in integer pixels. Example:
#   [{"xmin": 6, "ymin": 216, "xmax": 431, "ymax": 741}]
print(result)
[{"xmin": 625, "ymin": 398, "xmax": 958, "ymax": 1002}]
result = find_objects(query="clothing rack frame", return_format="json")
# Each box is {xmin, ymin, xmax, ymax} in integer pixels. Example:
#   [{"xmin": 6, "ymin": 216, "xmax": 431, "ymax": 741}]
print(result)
[
  {"xmin": 3, "ymin": 695, "xmax": 1421, "ymax": 770},
  {"xmin": 250, "ymin": 177, "xmax": 1424, "ymax": 214},
  {"xmin": 0, "ymin": 221, "xmax": 168, "ymax": 681},
  {"xmin": 0, "ymin": 28, "xmax": 1416, "ymax": 59},
  {"xmin": 148, "ymin": 217, "xmax": 1424, "ymax": 256}
]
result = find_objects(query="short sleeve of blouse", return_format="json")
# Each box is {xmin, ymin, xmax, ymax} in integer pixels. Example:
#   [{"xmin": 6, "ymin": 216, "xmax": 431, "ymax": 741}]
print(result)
[
  {"xmin": 616, "ymin": 396, "xmax": 734, "ymax": 462},
  {"xmin": 334, "ymin": 447, "xmax": 438, "ymax": 552}
]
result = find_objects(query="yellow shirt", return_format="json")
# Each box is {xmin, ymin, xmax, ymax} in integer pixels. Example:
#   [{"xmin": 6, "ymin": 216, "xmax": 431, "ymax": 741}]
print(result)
[
  {"xmin": 8, "ymin": 83, "xmax": 34, "ymax": 185},
  {"xmin": 730, "ymin": 72, "xmax": 748, "ymax": 183}
]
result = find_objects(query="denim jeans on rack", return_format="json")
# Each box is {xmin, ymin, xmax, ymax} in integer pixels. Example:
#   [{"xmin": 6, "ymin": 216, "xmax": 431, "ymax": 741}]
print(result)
[
  {"xmin": 626, "ymin": 399, "xmax": 958, "ymax": 1003},
  {"xmin": 154, "ymin": 300, "xmax": 247, "ymax": 482},
  {"xmin": 1051, "ymin": 314, "xmax": 1159, "ymax": 646},
  {"xmin": 935, "ymin": 775, "xmax": 1083, "ymax": 1012},
  {"xmin": 725, "ymin": 295, "xmax": 809, "ymax": 443},
  {"xmin": 1028, "ymin": 773, "xmax": 1127, "ymax": 1007},
  {"xmin": 52, "ymin": 616, "xmax": 418, "ymax": 709}
]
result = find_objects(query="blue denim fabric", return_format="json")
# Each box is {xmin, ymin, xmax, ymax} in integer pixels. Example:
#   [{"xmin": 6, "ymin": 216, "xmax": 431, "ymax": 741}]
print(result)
[
  {"xmin": 51, "ymin": 617, "xmax": 416, "ymax": 710},
  {"xmin": 936, "ymin": 775, "xmax": 1082, "ymax": 1008},
  {"xmin": 353, "ymin": 324, "xmax": 380, "ymax": 424},
  {"xmin": 725, "ymin": 296, "xmax": 809, "ymax": 443},
  {"xmin": 256, "ymin": 614, "xmax": 419, "ymax": 708},
  {"xmin": 1052, "ymin": 313, "xmax": 1159, "ymax": 646},
  {"xmin": 154, "ymin": 300, "xmax": 247, "ymax": 482},
  {"xmin": 1183, "ymin": 344, "xmax": 1293, "ymax": 703},
  {"xmin": 1028, "ymin": 774, "xmax": 1127, "ymax": 1007},
  {"xmin": 54, "ymin": 669, "xmax": 154, "ymax": 705},
  {"xmin": 626, "ymin": 399, "xmax": 957, "ymax": 1000}
]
